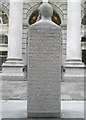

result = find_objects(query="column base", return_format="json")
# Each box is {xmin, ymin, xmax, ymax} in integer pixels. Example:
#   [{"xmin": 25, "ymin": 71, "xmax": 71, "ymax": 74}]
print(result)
[
  {"xmin": 64, "ymin": 60, "xmax": 85, "ymax": 82},
  {"xmin": 2, "ymin": 58, "xmax": 25, "ymax": 81}
]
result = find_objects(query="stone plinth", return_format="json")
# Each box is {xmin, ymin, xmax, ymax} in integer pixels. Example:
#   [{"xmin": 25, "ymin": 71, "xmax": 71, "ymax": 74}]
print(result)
[
  {"xmin": 64, "ymin": 60, "xmax": 85, "ymax": 82},
  {"xmin": 27, "ymin": 3, "xmax": 62, "ymax": 118},
  {"xmin": 2, "ymin": 59, "xmax": 25, "ymax": 81}
]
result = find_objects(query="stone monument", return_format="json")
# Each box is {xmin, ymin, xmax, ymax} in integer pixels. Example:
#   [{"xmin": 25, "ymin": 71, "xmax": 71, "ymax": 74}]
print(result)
[{"xmin": 27, "ymin": 2, "xmax": 62, "ymax": 118}]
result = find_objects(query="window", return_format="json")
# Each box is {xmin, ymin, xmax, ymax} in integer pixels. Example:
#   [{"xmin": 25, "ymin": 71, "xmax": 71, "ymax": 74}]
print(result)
[
  {"xmin": 29, "ymin": 10, "xmax": 39, "ymax": 25},
  {"xmin": 0, "ymin": 35, "xmax": 8, "ymax": 71},
  {"xmin": 52, "ymin": 10, "xmax": 61, "ymax": 25},
  {"xmin": 0, "ymin": 35, "xmax": 8, "ymax": 44},
  {"xmin": 0, "ymin": 17, "xmax": 3, "ymax": 24},
  {"xmin": 0, "ymin": 10, "xmax": 8, "ymax": 24},
  {"xmin": 0, "ymin": 51, "xmax": 7, "ymax": 71},
  {"xmin": 29, "ymin": 9, "xmax": 61, "ymax": 25},
  {"xmin": 0, "ymin": 10, "xmax": 8, "ymax": 71},
  {"xmin": 82, "ymin": 50, "xmax": 86, "ymax": 65},
  {"xmin": 82, "ymin": 14, "xmax": 86, "ymax": 25}
]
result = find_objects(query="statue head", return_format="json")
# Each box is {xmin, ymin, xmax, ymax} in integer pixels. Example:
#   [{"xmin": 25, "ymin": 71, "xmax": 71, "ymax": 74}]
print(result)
[{"xmin": 39, "ymin": 3, "xmax": 53, "ymax": 19}]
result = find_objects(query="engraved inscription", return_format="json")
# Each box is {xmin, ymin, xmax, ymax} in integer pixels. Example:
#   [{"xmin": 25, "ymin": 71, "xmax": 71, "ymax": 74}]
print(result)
[{"xmin": 27, "ymin": 25, "xmax": 62, "ymax": 117}]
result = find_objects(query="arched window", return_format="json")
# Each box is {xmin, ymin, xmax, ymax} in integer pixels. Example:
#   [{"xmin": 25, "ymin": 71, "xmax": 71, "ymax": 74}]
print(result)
[
  {"xmin": 29, "ymin": 9, "xmax": 61, "ymax": 25},
  {"xmin": 81, "ymin": 12, "xmax": 86, "ymax": 65},
  {"xmin": 0, "ymin": 10, "xmax": 8, "ymax": 71},
  {"xmin": 0, "ymin": 10, "xmax": 8, "ymax": 24},
  {"xmin": 29, "ymin": 10, "xmax": 39, "ymax": 25},
  {"xmin": 52, "ymin": 10, "xmax": 61, "ymax": 25}
]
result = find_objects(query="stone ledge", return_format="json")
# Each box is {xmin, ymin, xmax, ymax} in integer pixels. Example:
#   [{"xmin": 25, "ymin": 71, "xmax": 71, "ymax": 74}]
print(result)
[
  {"xmin": 27, "ymin": 112, "xmax": 60, "ymax": 118},
  {"xmin": 2, "ymin": 75, "xmax": 25, "ymax": 81}
]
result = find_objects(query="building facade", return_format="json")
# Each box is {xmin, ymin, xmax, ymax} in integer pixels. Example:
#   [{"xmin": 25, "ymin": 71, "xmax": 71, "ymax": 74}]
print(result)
[{"xmin": 0, "ymin": 0, "xmax": 86, "ymax": 81}]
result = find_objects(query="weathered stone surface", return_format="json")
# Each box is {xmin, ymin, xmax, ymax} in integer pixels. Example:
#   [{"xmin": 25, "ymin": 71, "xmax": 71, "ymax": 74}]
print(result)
[
  {"xmin": 2, "ymin": 81, "xmax": 27, "ymax": 100},
  {"xmin": 1, "ymin": 80, "xmax": 84, "ymax": 100},
  {"xmin": 27, "ymin": 23, "xmax": 62, "ymax": 118},
  {"xmin": 27, "ymin": 2, "xmax": 62, "ymax": 118}
]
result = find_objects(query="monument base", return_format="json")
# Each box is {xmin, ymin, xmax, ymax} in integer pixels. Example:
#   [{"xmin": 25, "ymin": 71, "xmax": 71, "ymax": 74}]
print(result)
[
  {"xmin": 64, "ymin": 60, "xmax": 85, "ymax": 82},
  {"xmin": 27, "ymin": 112, "xmax": 60, "ymax": 118},
  {"xmin": 27, "ymin": 2, "xmax": 61, "ymax": 118},
  {"xmin": 2, "ymin": 58, "xmax": 25, "ymax": 81}
]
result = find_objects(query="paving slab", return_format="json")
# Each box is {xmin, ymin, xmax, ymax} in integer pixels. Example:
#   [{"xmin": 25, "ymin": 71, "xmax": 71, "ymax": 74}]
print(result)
[
  {"xmin": 0, "ymin": 100, "xmax": 84, "ymax": 119},
  {"xmin": 0, "ymin": 81, "xmax": 84, "ymax": 101}
]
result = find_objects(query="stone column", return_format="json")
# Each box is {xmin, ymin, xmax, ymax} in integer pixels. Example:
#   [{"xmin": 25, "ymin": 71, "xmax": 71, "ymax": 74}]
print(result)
[
  {"xmin": 2, "ymin": 0, "xmax": 24, "ymax": 80},
  {"xmin": 65, "ymin": 0, "xmax": 85, "ymax": 81},
  {"xmin": 8, "ymin": 0, "xmax": 23, "ymax": 60}
]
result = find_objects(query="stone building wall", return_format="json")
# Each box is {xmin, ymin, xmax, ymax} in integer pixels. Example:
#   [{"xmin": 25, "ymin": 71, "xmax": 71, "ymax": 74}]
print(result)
[
  {"xmin": 1, "ymin": 0, "xmax": 85, "ymax": 67},
  {"xmin": 22, "ymin": 1, "xmax": 68, "ymax": 66},
  {"xmin": 0, "ymin": 0, "xmax": 85, "ymax": 100}
]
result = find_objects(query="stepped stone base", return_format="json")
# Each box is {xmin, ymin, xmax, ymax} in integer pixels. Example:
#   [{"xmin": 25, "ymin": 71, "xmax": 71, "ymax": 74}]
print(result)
[
  {"xmin": 64, "ymin": 60, "xmax": 85, "ymax": 82},
  {"xmin": 2, "ymin": 59, "xmax": 25, "ymax": 81}
]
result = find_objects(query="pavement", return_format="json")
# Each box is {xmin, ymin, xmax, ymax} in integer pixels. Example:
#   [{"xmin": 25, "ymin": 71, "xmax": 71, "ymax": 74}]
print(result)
[
  {"xmin": 0, "ymin": 73, "xmax": 85, "ymax": 119},
  {"xmin": 0, "ymin": 72, "xmax": 85, "ymax": 101},
  {"xmin": 0, "ymin": 100, "xmax": 84, "ymax": 119},
  {"xmin": 0, "ymin": 81, "xmax": 85, "ymax": 119},
  {"xmin": 61, "ymin": 82, "xmax": 84, "ymax": 101},
  {"xmin": 1, "ymin": 81, "xmax": 84, "ymax": 101}
]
